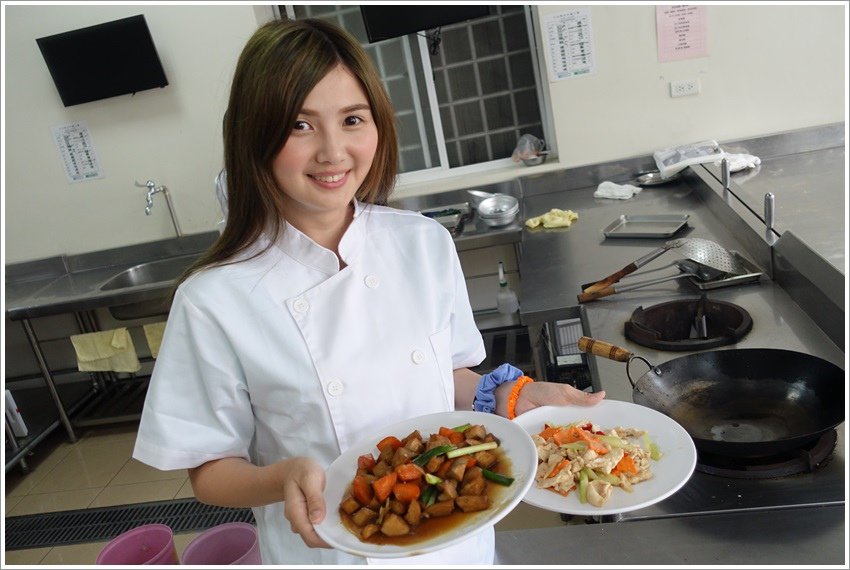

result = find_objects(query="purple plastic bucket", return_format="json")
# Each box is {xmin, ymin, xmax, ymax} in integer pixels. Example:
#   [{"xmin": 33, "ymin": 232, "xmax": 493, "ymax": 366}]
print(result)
[
  {"xmin": 181, "ymin": 522, "xmax": 261, "ymax": 565},
  {"xmin": 96, "ymin": 524, "xmax": 178, "ymax": 565}
]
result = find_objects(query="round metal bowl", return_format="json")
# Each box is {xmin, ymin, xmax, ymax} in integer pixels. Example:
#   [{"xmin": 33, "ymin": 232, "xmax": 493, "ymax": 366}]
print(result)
[
  {"xmin": 467, "ymin": 189, "xmax": 496, "ymax": 209},
  {"xmin": 634, "ymin": 170, "xmax": 681, "ymax": 186},
  {"xmin": 477, "ymin": 194, "xmax": 519, "ymax": 227},
  {"xmin": 522, "ymin": 153, "xmax": 548, "ymax": 167}
]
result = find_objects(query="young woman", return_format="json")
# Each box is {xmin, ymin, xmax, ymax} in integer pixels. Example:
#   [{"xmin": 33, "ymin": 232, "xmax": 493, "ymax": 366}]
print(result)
[{"xmin": 133, "ymin": 18, "xmax": 604, "ymax": 565}]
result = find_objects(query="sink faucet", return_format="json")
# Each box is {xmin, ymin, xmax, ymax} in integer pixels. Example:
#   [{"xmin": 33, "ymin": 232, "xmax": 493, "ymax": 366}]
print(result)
[{"xmin": 135, "ymin": 179, "xmax": 183, "ymax": 237}]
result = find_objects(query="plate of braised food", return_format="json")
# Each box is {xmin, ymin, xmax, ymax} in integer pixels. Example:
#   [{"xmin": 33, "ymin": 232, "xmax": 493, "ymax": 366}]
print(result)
[{"xmin": 315, "ymin": 410, "xmax": 537, "ymax": 558}]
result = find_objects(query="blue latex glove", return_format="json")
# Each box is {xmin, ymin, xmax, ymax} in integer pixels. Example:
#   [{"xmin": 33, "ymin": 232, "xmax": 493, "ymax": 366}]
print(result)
[{"xmin": 473, "ymin": 363, "xmax": 524, "ymax": 414}]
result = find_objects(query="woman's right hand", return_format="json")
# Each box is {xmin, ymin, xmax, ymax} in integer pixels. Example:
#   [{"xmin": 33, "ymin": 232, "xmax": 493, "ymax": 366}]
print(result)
[{"xmin": 280, "ymin": 457, "xmax": 332, "ymax": 549}]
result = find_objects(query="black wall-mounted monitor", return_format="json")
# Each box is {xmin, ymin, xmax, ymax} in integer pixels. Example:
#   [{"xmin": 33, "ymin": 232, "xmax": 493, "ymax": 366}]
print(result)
[
  {"xmin": 36, "ymin": 15, "xmax": 169, "ymax": 107},
  {"xmin": 360, "ymin": 5, "xmax": 491, "ymax": 43}
]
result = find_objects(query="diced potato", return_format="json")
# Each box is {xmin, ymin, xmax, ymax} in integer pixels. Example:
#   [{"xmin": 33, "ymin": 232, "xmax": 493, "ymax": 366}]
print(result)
[
  {"xmin": 381, "ymin": 513, "xmax": 411, "ymax": 537},
  {"xmin": 424, "ymin": 499, "xmax": 455, "ymax": 518},
  {"xmin": 340, "ymin": 496, "xmax": 361, "ymax": 515},
  {"xmin": 456, "ymin": 495, "xmax": 490, "ymax": 512},
  {"xmin": 351, "ymin": 507, "xmax": 378, "ymax": 527}
]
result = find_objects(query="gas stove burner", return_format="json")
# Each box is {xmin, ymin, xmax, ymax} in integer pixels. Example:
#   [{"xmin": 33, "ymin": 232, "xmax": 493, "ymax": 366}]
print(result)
[
  {"xmin": 695, "ymin": 430, "xmax": 837, "ymax": 479},
  {"xmin": 624, "ymin": 296, "xmax": 752, "ymax": 351}
]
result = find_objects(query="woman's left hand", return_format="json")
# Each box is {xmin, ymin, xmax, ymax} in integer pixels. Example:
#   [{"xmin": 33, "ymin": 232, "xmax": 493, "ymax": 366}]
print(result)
[{"xmin": 513, "ymin": 381, "xmax": 605, "ymax": 418}]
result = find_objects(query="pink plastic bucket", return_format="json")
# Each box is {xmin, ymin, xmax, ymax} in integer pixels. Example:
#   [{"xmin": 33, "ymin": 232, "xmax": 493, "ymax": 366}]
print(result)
[
  {"xmin": 181, "ymin": 522, "xmax": 261, "ymax": 565},
  {"xmin": 96, "ymin": 523, "xmax": 178, "ymax": 565}
]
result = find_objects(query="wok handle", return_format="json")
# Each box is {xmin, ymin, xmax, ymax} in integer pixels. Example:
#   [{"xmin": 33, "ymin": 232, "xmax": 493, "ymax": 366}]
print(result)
[{"xmin": 577, "ymin": 337, "xmax": 632, "ymax": 362}]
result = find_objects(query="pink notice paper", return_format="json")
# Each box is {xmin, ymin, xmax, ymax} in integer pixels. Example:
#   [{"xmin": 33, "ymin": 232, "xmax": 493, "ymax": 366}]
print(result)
[{"xmin": 656, "ymin": 5, "xmax": 709, "ymax": 62}]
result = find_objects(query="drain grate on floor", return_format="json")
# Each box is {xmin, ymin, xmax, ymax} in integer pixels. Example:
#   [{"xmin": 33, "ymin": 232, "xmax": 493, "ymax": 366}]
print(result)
[{"xmin": 4, "ymin": 498, "xmax": 255, "ymax": 551}]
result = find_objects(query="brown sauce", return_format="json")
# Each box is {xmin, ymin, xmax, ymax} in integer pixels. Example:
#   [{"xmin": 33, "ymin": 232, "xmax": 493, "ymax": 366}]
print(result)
[{"xmin": 340, "ymin": 452, "xmax": 513, "ymax": 546}]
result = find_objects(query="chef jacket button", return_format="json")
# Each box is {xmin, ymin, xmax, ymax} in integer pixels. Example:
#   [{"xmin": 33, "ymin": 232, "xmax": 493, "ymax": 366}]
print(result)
[
  {"xmin": 364, "ymin": 275, "xmax": 380, "ymax": 288},
  {"xmin": 327, "ymin": 380, "xmax": 344, "ymax": 397},
  {"xmin": 411, "ymin": 350, "xmax": 426, "ymax": 364},
  {"xmin": 292, "ymin": 298, "xmax": 309, "ymax": 314}
]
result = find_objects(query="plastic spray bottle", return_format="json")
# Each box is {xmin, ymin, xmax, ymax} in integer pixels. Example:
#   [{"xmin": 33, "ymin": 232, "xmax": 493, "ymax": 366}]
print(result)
[{"xmin": 496, "ymin": 261, "xmax": 519, "ymax": 314}]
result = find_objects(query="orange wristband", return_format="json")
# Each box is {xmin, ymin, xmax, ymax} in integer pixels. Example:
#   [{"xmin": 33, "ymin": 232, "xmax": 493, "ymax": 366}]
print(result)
[{"xmin": 507, "ymin": 375, "xmax": 534, "ymax": 420}]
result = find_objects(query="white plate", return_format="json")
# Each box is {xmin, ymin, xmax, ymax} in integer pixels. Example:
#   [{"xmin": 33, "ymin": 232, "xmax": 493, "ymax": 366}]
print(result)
[
  {"xmin": 315, "ymin": 410, "xmax": 537, "ymax": 559},
  {"xmin": 513, "ymin": 400, "xmax": 696, "ymax": 516}
]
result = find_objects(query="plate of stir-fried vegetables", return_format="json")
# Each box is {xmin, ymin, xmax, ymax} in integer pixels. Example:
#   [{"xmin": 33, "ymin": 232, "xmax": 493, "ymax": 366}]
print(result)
[
  {"xmin": 513, "ymin": 401, "xmax": 696, "ymax": 515},
  {"xmin": 316, "ymin": 410, "xmax": 537, "ymax": 558}
]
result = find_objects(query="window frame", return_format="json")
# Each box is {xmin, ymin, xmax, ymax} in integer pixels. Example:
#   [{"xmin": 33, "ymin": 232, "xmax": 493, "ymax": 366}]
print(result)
[{"xmin": 276, "ymin": 5, "xmax": 555, "ymax": 185}]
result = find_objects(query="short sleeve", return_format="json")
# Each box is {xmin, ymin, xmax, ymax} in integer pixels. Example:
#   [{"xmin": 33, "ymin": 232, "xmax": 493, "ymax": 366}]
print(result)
[
  {"xmin": 133, "ymin": 287, "xmax": 254, "ymax": 471},
  {"xmin": 447, "ymin": 242, "xmax": 486, "ymax": 370}
]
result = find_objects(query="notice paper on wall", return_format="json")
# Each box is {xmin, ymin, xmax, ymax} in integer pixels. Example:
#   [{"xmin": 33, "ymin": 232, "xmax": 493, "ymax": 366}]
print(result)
[
  {"xmin": 51, "ymin": 121, "xmax": 104, "ymax": 183},
  {"xmin": 543, "ymin": 7, "xmax": 596, "ymax": 81},
  {"xmin": 656, "ymin": 5, "xmax": 709, "ymax": 62}
]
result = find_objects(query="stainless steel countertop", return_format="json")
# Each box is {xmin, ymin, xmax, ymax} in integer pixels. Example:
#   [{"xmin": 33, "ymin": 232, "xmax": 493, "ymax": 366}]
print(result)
[
  {"xmin": 505, "ymin": 150, "xmax": 845, "ymax": 564},
  {"xmin": 5, "ymin": 194, "xmax": 522, "ymax": 321},
  {"xmin": 717, "ymin": 123, "xmax": 845, "ymax": 274},
  {"xmin": 495, "ymin": 504, "xmax": 845, "ymax": 565},
  {"xmin": 5, "ymin": 232, "xmax": 220, "ymax": 320}
]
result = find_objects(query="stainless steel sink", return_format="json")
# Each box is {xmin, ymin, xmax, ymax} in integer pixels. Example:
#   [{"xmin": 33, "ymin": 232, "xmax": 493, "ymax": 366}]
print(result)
[{"xmin": 100, "ymin": 254, "xmax": 199, "ymax": 291}]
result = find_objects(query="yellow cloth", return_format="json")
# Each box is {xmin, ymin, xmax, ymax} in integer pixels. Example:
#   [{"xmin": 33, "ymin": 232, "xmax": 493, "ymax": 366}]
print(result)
[
  {"xmin": 143, "ymin": 322, "xmax": 167, "ymax": 359},
  {"xmin": 70, "ymin": 328, "xmax": 141, "ymax": 373},
  {"xmin": 525, "ymin": 208, "xmax": 579, "ymax": 229}
]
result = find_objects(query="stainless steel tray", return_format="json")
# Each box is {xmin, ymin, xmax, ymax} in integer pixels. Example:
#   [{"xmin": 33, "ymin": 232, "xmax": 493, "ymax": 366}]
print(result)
[
  {"xmin": 689, "ymin": 250, "xmax": 763, "ymax": 290},
  {"xmin": 603, "ymin": 214, "xmax": 690, "ymax": 238}
]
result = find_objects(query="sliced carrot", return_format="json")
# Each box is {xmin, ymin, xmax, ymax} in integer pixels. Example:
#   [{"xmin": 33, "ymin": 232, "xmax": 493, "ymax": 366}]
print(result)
[
  {"xmin": 352, "ymin": 475, "xmax": 373, "ymax": 506},
  {"xmin": 613, "ymin": 454, "xmax": 638, "ymax": 475},
  {"xmin": 552, "ymin": 426, "xmax": 583, "ymax": 445},
  {"xmin": 435, "ymin": 459, "xmax": 453, "ymax": 478},
  {"xmin": 357, "ymin": 453, "xmax": 377, "ymax": 471},
  {"xmin": 438, "ymin": 426, "xmax": 465, "ymax": 445},
  {"xmin": 545, "ymin": 458, "xmax": 570, "ymax": 479},
  {"xmin": 554, "ymin": 425, "xmax": 608, "ymax": 455},
  {"xmin": 538, "ymin": 425, "xmax": 562, "ymax": 441},
  {"xmin": 372, "ymin": 471, "xmax": 398, "ymax": 503},
  {"xmin": 466, "ymin": 457, "xmax": 477, "ymax": 469},
  {"xmin": 392, "ymin": 482, "xmax": 421, "ymax": 504},
  {"xmin": 376, "ymin": 436, "xmax": 402, "ymax": 455},
  {"xmin": 395, "ymin": 462, "xmax": 424, "ymax": 482}
]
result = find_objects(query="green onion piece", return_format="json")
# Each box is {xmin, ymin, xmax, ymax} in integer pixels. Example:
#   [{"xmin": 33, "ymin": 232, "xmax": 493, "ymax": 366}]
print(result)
[
  {"xmin": 578, "ymin": 469, "xmax": 589, "ymax": 504},
  {"xmin": 421, "ymin": 485, "xmax": 438, "ymax": 507},
  {"xmin": 445, "ymin": 441, "xmax": 498, "ymax": 459},
  {"xmin": 597, "ymin": 435, "xmax": 628, "ymax": 449},
  {"xmin": 412, "ymin": 444, "xmax": 456, "ymax": 467},
  {"xmin": 481, "ymin": 468, "xmax": 514, "ymax": 486},
  {"xmin": 558, "ymin": 441, "xmax": 587, "ymax": 451},
  {"xmin": 451, "ymin": 423, "xmax": 472, "ymax": 432},
  {"xmin": 424, "ymin": 473, "xmax": 443, "ymax": 485},
  {"xmin": 597, "ymin": 471, "xmax": 621, "ymax": 485},
  {"xmin": 649, "ymin": 443, "xmax": 662, "ymax": 461}
]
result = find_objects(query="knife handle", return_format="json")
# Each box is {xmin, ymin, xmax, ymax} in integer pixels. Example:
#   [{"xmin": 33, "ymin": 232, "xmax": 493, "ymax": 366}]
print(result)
[{"xmin": 577, "ymin": 336, "xmax": 633, "ymax": 362}]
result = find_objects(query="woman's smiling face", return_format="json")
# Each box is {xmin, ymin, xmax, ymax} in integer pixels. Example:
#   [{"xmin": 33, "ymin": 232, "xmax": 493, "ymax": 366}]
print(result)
[{"xmin": 271, "ymin": 64, "xmax": 379, "ymax": 227}]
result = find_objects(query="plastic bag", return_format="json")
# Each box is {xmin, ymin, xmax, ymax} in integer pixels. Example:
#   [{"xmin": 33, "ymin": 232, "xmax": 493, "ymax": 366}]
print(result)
[
  {"xmin": 512, "ymin": 134, "xmax": 545, "ymax": 162},
  {"xmin": 653, "ymin": 140, "xmax": 726, "ymax": 178}
]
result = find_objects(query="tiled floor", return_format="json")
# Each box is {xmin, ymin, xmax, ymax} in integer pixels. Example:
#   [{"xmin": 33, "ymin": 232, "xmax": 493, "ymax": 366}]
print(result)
[{"xmin": 4, "ymin": 422, "xmax": 564, "ymax": 564}]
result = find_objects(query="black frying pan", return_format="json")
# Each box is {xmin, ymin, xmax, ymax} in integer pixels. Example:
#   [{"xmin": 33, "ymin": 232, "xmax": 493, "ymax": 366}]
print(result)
[{"xmin": 578, "ymin": 337, "xmax": 845, "ymax": 458}]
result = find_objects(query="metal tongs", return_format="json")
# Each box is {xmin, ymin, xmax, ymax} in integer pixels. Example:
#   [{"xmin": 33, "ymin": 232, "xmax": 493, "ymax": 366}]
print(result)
[
  {"xmin": 577, "ymin": 259, "xmax": 726, "ymax": 303},
  {"xmin": 577, "ymin": 236, "xmax": 744, "ymax": 304}
]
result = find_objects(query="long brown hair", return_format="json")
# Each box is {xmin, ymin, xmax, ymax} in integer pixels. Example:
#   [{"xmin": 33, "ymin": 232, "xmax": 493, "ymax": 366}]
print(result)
[{"xmin": 178, "ymin": 18, "xmax": 398, "ymax": 286}]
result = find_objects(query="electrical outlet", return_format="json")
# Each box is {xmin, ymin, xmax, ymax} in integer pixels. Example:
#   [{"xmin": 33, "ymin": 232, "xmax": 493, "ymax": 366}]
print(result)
[{"xmin": 670, "ymin": 78, "xmax": 700, "ymax": 98}]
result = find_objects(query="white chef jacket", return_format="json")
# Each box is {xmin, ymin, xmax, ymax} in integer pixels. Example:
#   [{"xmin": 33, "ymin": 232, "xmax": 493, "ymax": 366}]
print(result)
[{"xmin": 133, "ymin": 201, "xmax": 493, "ymax": 565}]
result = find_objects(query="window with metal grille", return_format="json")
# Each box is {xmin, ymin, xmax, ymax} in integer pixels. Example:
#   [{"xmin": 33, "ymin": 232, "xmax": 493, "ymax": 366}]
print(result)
[{"xmin": 279, "ymin": 5, "xmax": 549, "ymax": 178}]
